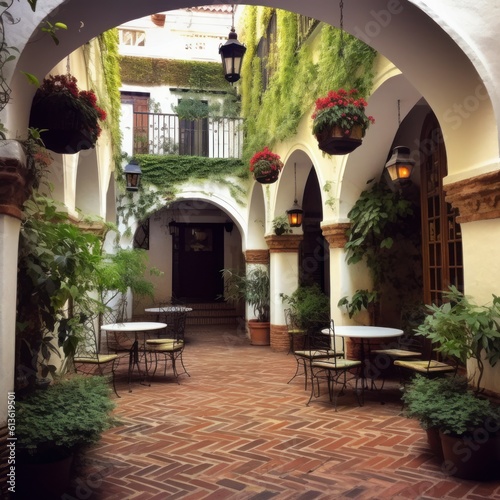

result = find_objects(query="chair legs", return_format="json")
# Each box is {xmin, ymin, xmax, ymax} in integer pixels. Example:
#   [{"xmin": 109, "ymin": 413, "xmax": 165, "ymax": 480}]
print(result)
[{"xmin": 307, "ymin": 364, "xmax": 363, "ymax": 411}]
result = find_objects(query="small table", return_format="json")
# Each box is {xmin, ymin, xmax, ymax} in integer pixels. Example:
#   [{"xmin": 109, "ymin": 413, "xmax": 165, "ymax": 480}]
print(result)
[
  {"xmin": 322, "ymin": 325, "xmax": 404, "ymax": 385},
  {"xmin": 101, "ymin": 322, "xmax": 167, "ymax": 391},
  {"xmin": 145, "ymin": 306, "xmax": 193, "ymax": 319}
]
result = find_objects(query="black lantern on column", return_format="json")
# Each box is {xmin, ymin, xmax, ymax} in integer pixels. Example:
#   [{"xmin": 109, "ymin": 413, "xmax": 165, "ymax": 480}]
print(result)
[
  {"xmin": 219, "ymin": 5, "xmax": 246, "ymax": 83},
  {"xmin": 124, "ymin": 161, "xmax": 142, "ymax": 192}
]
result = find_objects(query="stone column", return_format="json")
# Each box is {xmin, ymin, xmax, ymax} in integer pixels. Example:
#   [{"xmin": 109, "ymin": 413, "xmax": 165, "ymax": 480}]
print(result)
[
  {"xmin": 0, "ymin": 141, "xmax": 28, "ymax": 458},
  {"xmin": 265, "ymin": 234, "xmax": 302, "ymax": 352}
]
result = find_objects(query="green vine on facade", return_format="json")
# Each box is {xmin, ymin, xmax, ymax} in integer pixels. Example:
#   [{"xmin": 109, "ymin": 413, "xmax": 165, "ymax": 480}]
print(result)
[
  {"xmin": 240, "ymin": 7, "xmax": 376, "ymax": 162},
  {"xmin": 117, "ymin": 154, "xmax": 248, "ymax": 233},
  {"xmin": 120, "ymin": 56, "xmax": 232, "ymax": 90}
]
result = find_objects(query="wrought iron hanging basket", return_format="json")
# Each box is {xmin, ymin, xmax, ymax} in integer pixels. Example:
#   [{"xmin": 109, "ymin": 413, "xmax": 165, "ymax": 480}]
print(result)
[
  {"xmin": 315, "ymin": 124, "xmax": 363, "ymax": 155},
  {"xmin": 29, "ymin": 91, "xmax": 98, "ymax": 154}
]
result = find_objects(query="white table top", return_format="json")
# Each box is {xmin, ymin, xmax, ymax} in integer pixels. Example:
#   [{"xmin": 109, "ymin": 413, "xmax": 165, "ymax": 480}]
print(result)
[
  {"xmin": 101, "ymin": 322, "xmax": 167, "ymax": 332},
  {"xmin": 145, "ymin": 307, "xmax": 193, "ymax": 313},
  {"xmin": 322, "ymin": 325, "xmax": 404, "ymax": 339}
]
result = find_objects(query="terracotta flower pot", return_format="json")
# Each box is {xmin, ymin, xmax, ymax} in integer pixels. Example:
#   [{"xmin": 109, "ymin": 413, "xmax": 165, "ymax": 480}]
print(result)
[
  {"xmin": 248, "ymin": 320, "xmax": 270, "ymax": 346},
  {"xmin": 440, "ymin": 429, "xmax": 500, "ymax": 480},
  {"xmin": 315, "ymin": 124, "xmax": 363, "ymax": 155}
]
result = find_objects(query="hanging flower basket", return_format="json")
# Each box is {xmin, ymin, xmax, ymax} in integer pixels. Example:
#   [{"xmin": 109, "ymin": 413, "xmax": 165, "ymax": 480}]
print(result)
[
  {"xmin": 311, "ymin": 89, "xmax": 374, "ymax": 155},
  {"xmin": 29, "ymin": 74, "xmax": 107, "ymax": 155},
  {"xmin": 250, "ymin": 147, "xmax": 284, "ymax": 184}
]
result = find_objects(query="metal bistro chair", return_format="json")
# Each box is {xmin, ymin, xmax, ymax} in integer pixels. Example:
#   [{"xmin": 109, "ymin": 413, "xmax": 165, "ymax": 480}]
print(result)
[
  {"xmin": 307, "ymin": 320, "xmax": 363, "ymax": 410},
  {"xmin": 144, "ymin": 307, "xmax": 190, "ymax": 383},
  {"xmin": 284, "ymin": 309, "xmax": 339, "ymax": 390},
  {"xmin": 73, "ymin": 315, "xmax": 120, "ymax": 397},
  {"xmin": 369, "ymin": 334, "xmax": 423, "ymax": 390}
]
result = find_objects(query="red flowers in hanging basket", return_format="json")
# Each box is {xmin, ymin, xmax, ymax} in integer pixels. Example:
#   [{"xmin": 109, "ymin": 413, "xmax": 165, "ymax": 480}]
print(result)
[
  {"xmin": 249, "ymin": 147, "xmax": 284, "ymax": 184},
  {"xmin": 311, "ymin": 89, "xmax": 374, "ymax": 155},
  {"xmin": 29, "ymin": 74, "xmax": 107, "ymax": 154}
]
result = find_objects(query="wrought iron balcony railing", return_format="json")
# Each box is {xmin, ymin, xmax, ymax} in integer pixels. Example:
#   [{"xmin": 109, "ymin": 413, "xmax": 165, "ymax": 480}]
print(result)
[{"xmin": 133, "ymin": 112, "xmax": 244, "ymax": 158}]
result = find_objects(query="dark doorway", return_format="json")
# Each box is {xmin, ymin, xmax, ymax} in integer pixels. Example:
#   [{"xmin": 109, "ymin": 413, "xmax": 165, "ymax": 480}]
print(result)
[
  {"xmin": 172, "ymin": 223, "xmax": 224, "ymax": 302},
  {"xmin": 300, "ymin": 167, "xmax": 329, "ymax": 295}
]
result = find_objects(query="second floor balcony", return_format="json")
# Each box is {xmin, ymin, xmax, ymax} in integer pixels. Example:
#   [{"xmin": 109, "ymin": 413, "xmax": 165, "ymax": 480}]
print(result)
[{"xmin": 131, "ymin": 112, "xmax": 244, "ymax": 158}]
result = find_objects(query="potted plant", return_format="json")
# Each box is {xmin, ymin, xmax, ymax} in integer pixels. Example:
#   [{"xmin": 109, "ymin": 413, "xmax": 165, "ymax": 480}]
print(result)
[
  {"xmin": 249, "ymin": 146, "xmax": 284, "ymax": 184},
  {"xmin": 272, "ymin": 214, "xmax": 292, "ymax": 236},
  {"xmin": 415, "ymin": 285, "xmax": 500, "ymax": 393},
  {"xmin": 311, "ymin": 88, "xmax": 375, "ymax": 155},
  {"xmin": 401, "ymin": 375, "xmax": 500, "ymax": 480},
  {"xmin": 15, "ymin": 375, "xmax": 118, "ymax": 497},
  {"xmin": 29, "ymin": 74, "xmax": 107, "ymax": 154},
  {"xmin": 281, "ymin": 284, "xmax": 330, "ymax": 333},
  {"xmin": 221, "ymin": 267, "xmax": 270, "ymax": 345}
]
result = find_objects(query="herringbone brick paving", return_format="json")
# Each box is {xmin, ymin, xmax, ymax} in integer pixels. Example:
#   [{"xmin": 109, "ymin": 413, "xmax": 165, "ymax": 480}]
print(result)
[{"xmin": 73, "ymin": 325, "xmax": 500, "ymax": 499}]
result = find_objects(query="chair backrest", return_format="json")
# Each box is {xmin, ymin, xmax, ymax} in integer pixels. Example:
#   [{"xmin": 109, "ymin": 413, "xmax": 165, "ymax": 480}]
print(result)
[
  {"xmin": 161, "ymin": 307, "xmax": 188, "ymax": 341},
  {"xmin": 328, "ymin": 319, "xmax": 345, "ymax": 357},
  {"xmin": 74, "ymin": 315, "xmax": 100, "ymax": 360},
  {"xmin": 284, "ymin": 308, "xmax": 307, "ymax": 352}
]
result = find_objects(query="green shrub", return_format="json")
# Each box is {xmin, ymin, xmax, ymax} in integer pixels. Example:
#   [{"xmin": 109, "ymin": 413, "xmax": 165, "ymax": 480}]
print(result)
[{"xmin": 16, "ymin": 376, "xmax": 118, "ymax": 461}]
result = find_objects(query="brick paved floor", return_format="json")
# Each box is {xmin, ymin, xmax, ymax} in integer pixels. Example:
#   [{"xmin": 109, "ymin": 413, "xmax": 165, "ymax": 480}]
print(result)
[{"xmin": 73, "ymin": 325, "xmax": 500, "ymax": 499}]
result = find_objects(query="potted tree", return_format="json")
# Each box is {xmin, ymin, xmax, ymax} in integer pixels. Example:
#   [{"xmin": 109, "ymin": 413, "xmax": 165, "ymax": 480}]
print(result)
[
  {"xmin": 311, "ymin": 88, "xmax": 375, "ymax": 155},
  {"xmin": 15, "ymin": 375, "xmax": 118, "ymax": 497},
  {"xmin": 221, "ymin": 267, "xmax": 270, "ymax": 345}
]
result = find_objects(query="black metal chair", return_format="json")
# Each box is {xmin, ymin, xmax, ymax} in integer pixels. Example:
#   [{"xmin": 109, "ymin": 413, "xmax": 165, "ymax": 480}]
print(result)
[
  {"xmin": 73, "ymin": 315, "xmax": 120, "ymax": 397},
  {"xmin": 284, "ymin": 309, "xmax": 338, "ymax": 390},
  {"xmin": 144, "ymin": 307, "xmax": 190, "ymax": 382},
  {"xmin": 307, "ymin": 320, "xmax": 363, "ymax": 410},
  {"xmin": 369, "ymin": 334, "xmax": 423, "ymax": 389}
]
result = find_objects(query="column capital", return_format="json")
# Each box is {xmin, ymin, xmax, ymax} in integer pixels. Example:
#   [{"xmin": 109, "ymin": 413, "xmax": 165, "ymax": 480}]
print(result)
[
  {"xmin": 265, "ymin": 234, "xmax": 302, "ymax": 253},
  {"xmin": 444, "ymin": 170, "xmax": 500, "ymax": 223},
  {"xmin": 322, "ymin": 223, "xmax": 351, "ymax": 248},
  {"xmin": 245, "ymin": 249, "xmax": 269, "ymax": 264},
  {"xmin": 0, "ymin": 140, "xmax": 30, "ymax": 220}
]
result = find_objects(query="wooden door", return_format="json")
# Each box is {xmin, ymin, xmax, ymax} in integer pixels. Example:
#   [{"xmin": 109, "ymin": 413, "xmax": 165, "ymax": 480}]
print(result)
[
  {"xmin": 172, "ymin": 224, "xmax": 224, "ymax": 301},
  {"xmin": 420, "ymin": 114, "xmax": 463, "ymax": 305}
]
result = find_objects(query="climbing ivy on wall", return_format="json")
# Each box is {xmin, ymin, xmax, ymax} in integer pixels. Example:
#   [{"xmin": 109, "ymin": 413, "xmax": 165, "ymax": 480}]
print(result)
[
  {"xmin": 98, "ymin": 29, "xmax": 122, "ymax": 157},
  {"xmin": 137, "ymin": 154, "xmax": 246, "ymax": 201},
  {"xmin": 240, "ymin": 7, "xmax": 376, "ymax": 161},
  {"xmin": 120, "ymin": 56, "xmax": 232, "ymax": 90}
]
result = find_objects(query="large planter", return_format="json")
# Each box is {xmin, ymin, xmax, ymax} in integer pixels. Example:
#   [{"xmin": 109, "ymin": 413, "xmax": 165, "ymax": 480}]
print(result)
[
  {"xmin": 426, "ymin": 427, "xmax": 443, "ymax": 459},
  {"xmin": 440, "ymin": 429, "xmax": 500, "ymax": 480},
  {"xmin": 248, "ymin": 320, "xmax": 271, "ymax": 346},
  {"xmin": 29, "ymin": 92, "xmax": 97, "ymax": 154},
  {"xmin": 17, "ymin": 452, "xmax": 74, "ymax": 499},
  {"xmin": 315, "ymin": 124, "xmax": 363, "ymax": 155}
]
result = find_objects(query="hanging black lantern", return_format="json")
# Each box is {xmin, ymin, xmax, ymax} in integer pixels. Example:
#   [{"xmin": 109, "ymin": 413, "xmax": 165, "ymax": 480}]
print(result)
[
  {"xmin": 124, "ymin": 161, "xmax": 142, "ymax": 192},
  {"xmin": 286, "ymin": 163, "xmax": 303, "ymax": 227},
  {"xmin": 219, "ymin": 6, "xmax": 246, "ymax": 83},
  {"xmin": 385, "ymin": 146, "xmax": 415, "ymax": 186}
]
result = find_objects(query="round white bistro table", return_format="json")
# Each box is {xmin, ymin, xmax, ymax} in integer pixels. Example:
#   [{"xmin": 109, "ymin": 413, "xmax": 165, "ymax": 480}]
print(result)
[
  {"xmin": 101, "ymin": 322, "xmax": 167, "ymax": 391},
  {"xmin": 322, "ymin": 325, "xmax": 404, "ymax": 385}
]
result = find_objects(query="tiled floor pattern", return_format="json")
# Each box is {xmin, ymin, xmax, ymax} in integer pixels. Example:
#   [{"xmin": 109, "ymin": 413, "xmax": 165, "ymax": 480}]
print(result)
[{"xmin": 74, "ymin": 325, "xmax": 500, "ymax": 499}]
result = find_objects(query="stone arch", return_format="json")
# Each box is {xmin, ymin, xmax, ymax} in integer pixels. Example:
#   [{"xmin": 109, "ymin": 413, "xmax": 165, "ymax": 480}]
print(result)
[{"xmin": 5, "ymin": 0, "xmax": 499, "ymax": 183}]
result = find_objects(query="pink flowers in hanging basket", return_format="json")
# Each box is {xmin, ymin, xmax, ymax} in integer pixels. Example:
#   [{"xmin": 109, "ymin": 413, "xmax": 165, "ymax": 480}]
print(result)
[{"xmin": 249, "ymin": 147, "xmax": 284, "ymax": 184}]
